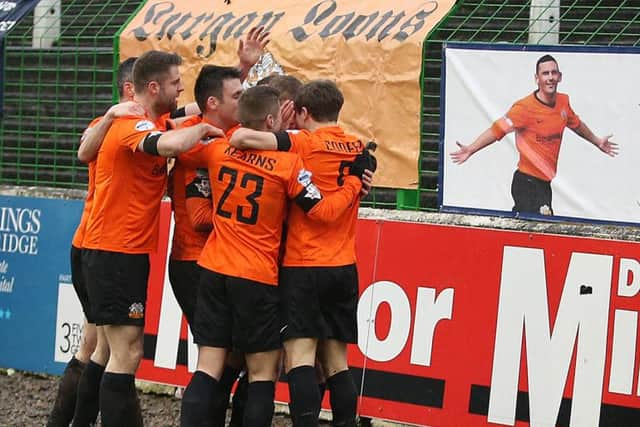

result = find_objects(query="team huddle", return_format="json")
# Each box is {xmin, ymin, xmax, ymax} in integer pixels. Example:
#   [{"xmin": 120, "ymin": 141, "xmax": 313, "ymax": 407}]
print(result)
[{"xmin": 46, "ymin": 27, "xmax": 376, "ymax": 427}]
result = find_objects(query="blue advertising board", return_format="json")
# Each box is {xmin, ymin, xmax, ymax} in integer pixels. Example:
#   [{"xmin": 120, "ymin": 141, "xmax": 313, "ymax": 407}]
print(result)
[{"xmin": 0, "ymin": 195, "xmax": 83, "ymax": 374}]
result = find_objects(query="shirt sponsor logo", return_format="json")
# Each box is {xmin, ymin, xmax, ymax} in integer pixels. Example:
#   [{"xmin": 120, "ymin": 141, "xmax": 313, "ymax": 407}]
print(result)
[{"xmin": 135, "ymin": 120, "xmax": 156, "ymax": 131}]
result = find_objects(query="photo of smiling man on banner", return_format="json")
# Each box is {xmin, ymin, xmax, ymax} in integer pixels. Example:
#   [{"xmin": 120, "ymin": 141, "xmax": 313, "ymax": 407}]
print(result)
[{"xmin": 441, "ymin": 45, "xmax": 638, "ymax": 225}]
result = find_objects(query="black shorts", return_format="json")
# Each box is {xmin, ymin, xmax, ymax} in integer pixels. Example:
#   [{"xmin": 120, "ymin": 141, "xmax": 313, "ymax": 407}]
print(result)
[
  {"xmin": 83, "ymin": 249, "xmax": 150, "ymax": 327},
  {"xmin": 511, "ymin": 170, "xmax": 553, "ymax": 216},
  {"xmin": 193, "ymin": 269, "xmax": 281, "ymax": 353},
  {"xmin": 70, "ymin": 245, "xmax": 93, "ymax": 323},
  {"xmin": 280, "ymin": 264, "xmax": 358, "ymax": 344},
  {"xmin": 168, "ymin": 259, "xmax": 202, "ymax": 327}
]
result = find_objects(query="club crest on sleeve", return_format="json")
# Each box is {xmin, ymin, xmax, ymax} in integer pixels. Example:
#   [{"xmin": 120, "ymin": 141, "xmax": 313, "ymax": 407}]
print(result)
[
  {"xmin": 195, "ymin": 178, "xmax": 211, "ymax": 197},
  {"xmin": 135, "ymin": 120, "xmax": 155, "ymax": 132}
]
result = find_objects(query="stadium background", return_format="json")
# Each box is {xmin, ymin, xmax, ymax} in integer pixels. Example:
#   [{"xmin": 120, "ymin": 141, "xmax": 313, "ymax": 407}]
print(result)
[
  {"xmin": 1, "ymin": 1, "xmax": 640, "ymax": 426},
  {"xmin": 2, "ymin": 0, "xmax": 638, "ymax": 210}
]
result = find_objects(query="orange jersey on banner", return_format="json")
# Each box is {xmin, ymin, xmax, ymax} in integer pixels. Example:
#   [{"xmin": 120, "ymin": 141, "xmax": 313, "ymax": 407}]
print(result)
[
  {"xmin": 491, "ymin": 92, "xmax": 580, "ymax": 182},
  {"xmin": 280, "ymin": 126, "xmax": 364, "ymax": 267},
  {"xmin": 83, "ymin": 115, "xmax": 172, "ymax": 254},
  {"xmin": 179, "ymin": 138, "xmax": 361, "ymax": 285},
  {"xmin": 72, "ymin": 116, "xmax": 102, "ymax": 248}
]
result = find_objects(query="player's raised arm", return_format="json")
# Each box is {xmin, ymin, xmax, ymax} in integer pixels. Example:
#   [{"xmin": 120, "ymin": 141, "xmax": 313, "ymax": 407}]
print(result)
[
  {"xmin": 571, "ymin": 122, "xmax": 619, "ymax": 157},
  {"xmin": 237, "ymin": 26, "xmax": 271, "ymax": 81},
  {"xmin": 77, "ymin": 101, "xmax": 145, "ymax": 163},
  {"xmin": 450, "ymin": 127, "xmax": 498, "ymax": 164}
]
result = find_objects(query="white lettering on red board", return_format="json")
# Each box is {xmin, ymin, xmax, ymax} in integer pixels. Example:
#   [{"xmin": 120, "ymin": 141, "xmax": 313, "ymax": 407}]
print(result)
[
  {"xmin": 489, "ymin": 247, "xmax": 640, "ymax": 427},
  {"xmin": 357, "ymin": 280, "xmax": 454, "ymax": 366}
]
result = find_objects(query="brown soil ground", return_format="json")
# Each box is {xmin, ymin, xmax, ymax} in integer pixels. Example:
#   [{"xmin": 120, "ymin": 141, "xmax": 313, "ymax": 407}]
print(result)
[{"xmin": 0, "ymin": 369, "xmax": 299, "ymax": 426}]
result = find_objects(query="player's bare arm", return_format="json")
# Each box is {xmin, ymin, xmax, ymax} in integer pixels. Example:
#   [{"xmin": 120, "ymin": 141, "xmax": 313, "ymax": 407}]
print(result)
[
  {"xmin": 450, "ymin": 127, "xmax": 498, "ymax": 164},
  {"xmin": 571, "ymin": 122, "xmax": 619, "ymax": 157},
  {"xmin": 237, "ymin": 26, "xmax": 271, "ymax": 81},
  {"xmin": 229, "ymin": 127, "xmax": 278, "ymax": 150},
  {"xmin": 77, "ymin": 101, "xmax": 145, "ymax": 163},
  {"xmin": 138, "ymin": 123, "xmax": 224, "ymax": 157}
]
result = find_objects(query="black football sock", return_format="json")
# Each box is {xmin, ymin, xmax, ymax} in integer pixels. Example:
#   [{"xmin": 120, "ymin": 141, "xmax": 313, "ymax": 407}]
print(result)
[
  {"xmin": 180, "ymin": 370, "xmax": 220, "ymax": 427},
  {"xmin": 99, "ymin": 372, "xmax": 143, "ymax": 427},
  {"xmin": 47, "ymin": 356, "xmax": 86, "ymax": 427},
  {"xmin": 71, "ymin": 359, "xmax": 104, "ymax": 427},
  {"xmin": 243, "ymin": 380, "xmax": 276, "ymax": 427},
  {"xmin": 211, "ymin": 365, "xmax": 241, "ymax": 426},
  {"xmin": 229, "ymin": 372, "xmax": 248, "ymax": 427},
  {"xmin": 327, "ymin": 370, "xmax": 357, "ymax": 427},
  {"xmin": 287, "ymin": 366, "xmax": 320, "ymax": 427},
  {"xmin": 318, "ymin": 381, "xmax": 327, "ymax": 404}
]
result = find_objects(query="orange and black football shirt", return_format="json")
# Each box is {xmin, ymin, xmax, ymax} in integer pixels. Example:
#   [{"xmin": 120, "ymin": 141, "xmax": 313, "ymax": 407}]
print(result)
[
  {"xmin": 491, "ymin": 92, "xmax": 580, "ymax": 182},
  {"xmin": 274, "ymin": 126, "xmax": 365, "ymax": 267},
  {"xmin": 168, "ymin": 116, "xmax": 239, "ymax": 261},
  {"xmin": 179, "ymin": 137, "xmax": 361, "ymax": 286},
  {"xmin": 83, "ymin": 114, "xmax": 172, "ymax": 254},
  {"xmin": 72, "ymin": 116, "xmax": 102, "ymax": 248}
]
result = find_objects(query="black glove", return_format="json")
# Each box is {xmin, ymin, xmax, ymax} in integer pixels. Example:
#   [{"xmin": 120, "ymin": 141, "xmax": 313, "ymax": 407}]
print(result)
[{"xmin": 350, "ymin": 149, "xmax": 377, "ymax": 179}]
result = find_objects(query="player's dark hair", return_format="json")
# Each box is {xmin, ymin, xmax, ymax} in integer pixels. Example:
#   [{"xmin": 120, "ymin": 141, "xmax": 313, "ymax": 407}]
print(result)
[
  {"xmin": 117, "ymin": 57, "xmax": 137, "ymax": 97},
  {"xmin": 133, "ymin": 51, "xmax": 182, "ymax": 93},
  {"xmin": 256, "ymin": 74, "xmax": 277, "ymax": 86},
  {"xmin": 294, "ymin": 80, "xmax": 343, "ymax": 122},
  {"xmin": 238, "ymin": 85, "xmax": 280, "ymax": 129},
  {"xmin": 267, "ymin": 75, "xmax": 303, "ymax": 102},
  {"xmin": 194, "ymin": 65, "xmax": 242, "ymax": 113},
  {"xmin": 536, "ymin": 54, "xmax": 558, "ymax": 74}
]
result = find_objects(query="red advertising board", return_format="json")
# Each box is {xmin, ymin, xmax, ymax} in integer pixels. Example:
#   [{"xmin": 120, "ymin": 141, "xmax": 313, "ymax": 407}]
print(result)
[{"xmin": 138, "ymin": 202, "xmax": 640, "ymax": 426}]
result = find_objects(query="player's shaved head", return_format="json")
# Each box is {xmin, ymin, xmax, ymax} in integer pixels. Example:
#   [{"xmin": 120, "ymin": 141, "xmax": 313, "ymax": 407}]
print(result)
[
  {"xmin": 238, "ymin": 85, "xmax": 280, "ymax": 130},
  {"xmin": 117, "ymin": 57, "xmax": 136, "ymax": 97}
]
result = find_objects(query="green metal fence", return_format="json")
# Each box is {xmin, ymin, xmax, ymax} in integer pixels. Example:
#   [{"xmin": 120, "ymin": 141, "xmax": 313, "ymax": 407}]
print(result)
[
  {"xmin": 1, "ymin": 1, "xmax": 639, "ymax": 211},
  {"xmin": 0, "ymin": 0, "xmax": 144, "ymax": 187}
]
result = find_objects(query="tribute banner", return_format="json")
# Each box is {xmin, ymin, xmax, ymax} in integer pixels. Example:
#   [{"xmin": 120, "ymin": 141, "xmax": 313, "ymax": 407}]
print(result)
[
  {"xmin": 440, "ymin": 44, "xmax": 640, "ymax": 226},
  {"xmin": 119, "ymin": 0, "xmax": 457, "ymax": 189}
]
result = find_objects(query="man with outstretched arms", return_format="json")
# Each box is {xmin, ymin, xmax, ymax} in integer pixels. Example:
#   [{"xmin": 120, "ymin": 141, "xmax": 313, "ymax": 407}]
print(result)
[
  {"xmin": 178, "ymin": 84, "xmax": 368, "ymax": 427},
  {"xmin": 80, "ymin": 50, "xmax": 222, "ymax": 427},
  {"xmin": 229, "ymin": 79, "xmax": 377, "ymax": 427},
  {"xmin": 450, "ymin": 54, "xmax": 618, "ymax": 215}
]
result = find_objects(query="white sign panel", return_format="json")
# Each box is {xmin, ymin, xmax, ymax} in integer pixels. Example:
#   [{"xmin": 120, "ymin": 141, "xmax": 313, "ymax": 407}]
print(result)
[
  {"xmin": 441, "ymin": 45, "xmax": 640, "ymax": 224},
  {"xmin": 54, "ymin": 282, "xmax": 84, "ymax": 363}
]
